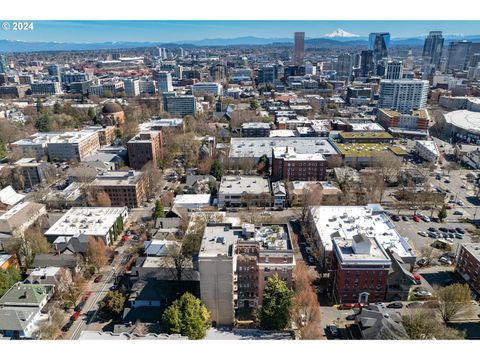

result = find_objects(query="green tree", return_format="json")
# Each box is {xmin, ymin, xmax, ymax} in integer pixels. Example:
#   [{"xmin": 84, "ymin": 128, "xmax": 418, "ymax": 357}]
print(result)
[
  {"xmin": 4, "ymin": 228, "xmax": 52, "ymax": 270},
  {"xmin": 250, "ymin": 99, "xmax": 260, "ymax": 110},
  {"xmin": 162, "ymin": 292, "xmax": 210, "ymax": 339},
  {"xmin": 36, "ymin": 98, "xmax": 44, "ymax": 113},
  {"xmin": 53, "ymin": 102, "xmax": 61, "ymax": 114},
  {"xmin": 0, "ymin": 267, "xmax": 21, "ymax": 297},
  {"xmin": 435, "ymin": 283, "xmax": 473, "ymax": 322},
  {"xmin": 210, "ymin": 159, "xmax": 224, "ymax": 181},
  {"xmin": 99, "ymin": 291, "xmax": 126, "ymax": 316},
  {"xmin": 87, "ymin": 107, "xmax": 96, "ymax": 122},
  {"xmin": 153, "ymin": 200, "xmax": 165, "ymax": 219},
  {"xmin": 258, "ymin": 154, "xmax": 270, "ymax": 174},
  {"xmin": 0, "ymin": 139, "xmax": 7, "ymax": 159},
  {"xmin": 258, "ymin": 274, "xmax": 294, "ymax": 330},
  {"xmin": 35, "ymin": 113, "xmax": 51, "ymax": 132},
  {"xmin": 438, "ymin": 205, "xmax": 448, "ymax": 223}
]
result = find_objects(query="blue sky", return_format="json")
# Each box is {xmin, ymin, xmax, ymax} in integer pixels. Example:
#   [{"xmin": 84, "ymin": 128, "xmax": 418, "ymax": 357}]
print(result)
[{"xmin": 1, "ymin": 20, "xmax": 480, "ymax": 43}]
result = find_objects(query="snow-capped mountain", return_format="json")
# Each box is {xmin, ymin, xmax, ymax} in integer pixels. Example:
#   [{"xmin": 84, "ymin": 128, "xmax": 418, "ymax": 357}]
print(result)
[{"xmin": 322, "ymin": 28, "xmax": 360, "ymax": 38}]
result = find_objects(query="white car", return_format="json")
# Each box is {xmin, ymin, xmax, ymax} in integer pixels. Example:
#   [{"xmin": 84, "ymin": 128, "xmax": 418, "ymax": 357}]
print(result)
[{"xmin": 417, "ymin": 231, "xmax": 428, "ymax": 237}]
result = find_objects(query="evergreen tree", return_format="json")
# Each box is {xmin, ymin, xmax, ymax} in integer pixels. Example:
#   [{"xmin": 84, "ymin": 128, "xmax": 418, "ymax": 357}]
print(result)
[
  {"xmin": 162, "ymin": 292, "xmax": 210, "ymax": 339},
  {"xmin": 210, "ymin": 159, "xmax": 224, "ymax": 181},
  {"xmin": 153, "ymin": 199, "xmax": 165, "ymax": 219},
  {"xmin": 36, "ymin": 98, "xmax": 44, "ymax": 113},
  {"xmin": 258, "ymin": 274, "xmax": 294, "ymax": 330},
  {"xmin": 438, "ymin": 205, "xmax": 448, "ymax": 223}
]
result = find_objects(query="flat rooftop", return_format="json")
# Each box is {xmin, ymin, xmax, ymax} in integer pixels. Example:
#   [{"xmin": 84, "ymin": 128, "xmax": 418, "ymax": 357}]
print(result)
[
  {"xmin": 174, "ymin": 194, "xmax": 211, "ymax": 205},
  {"xmin": 334, "ymin": 142, "xmax": 407, "ymax": 157},
  {"xmin": 333, "ymin": 236, "xmax": 391, "ymax": 265},
  {"xmin": 241, "ymin": 122, "xmax": 271, "ymax": 129},
  {"xmin": 340, "ymin": 132, "xmax": 393, "ymax": 139},
  {"xmin": 139, "ymin": 118, "xmax": 183, "ymax": 131},
  {"xmin": 349, "ymin": 123, "xmax": 386, "ymax": 132},
  {"xmin": 416, "ymin": 140, "xmax": 438, "ymax": 155},
  {"xmin": 273, "ymin": 146, "xmax": 326, "ymax": 161},
  {"xmin": 444, "ymin": 110, "xmax": 480, "ymax": 134},
  {"xmin": 219, "ymin": 176, "xmax": 270, "ymax": 195},
  {"xmin": 91, "ymin": 170, "xmax": 144, "ymax": 187},
  {"xmin": 229, "ymin": 137, "xmax": 338, "ymax": 159},
  {"xmin": 45, "ymin": 207, "xmax": 127, "ymax": 237},
  {"xmin": 461, "ymin": 243, "xmax": 480, "ymax": 263},
  {"xmin": 310, "ymin": 205, "xmax": 415, "ymax": 258},
  {"xmin": 48, "ymin": 130, "xmax": 98, "ymax": 144}
]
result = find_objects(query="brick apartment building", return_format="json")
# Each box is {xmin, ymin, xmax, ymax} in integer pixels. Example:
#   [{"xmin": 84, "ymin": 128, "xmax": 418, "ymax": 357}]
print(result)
[
  {"xmin": 456, "ymin": 243, "xmax": 480, "ymax": 295},
  {"xmin": 90, "ymin": 170, "xmax": 147, "ymax": 208},
  {"xmin": 199, "ymin": 222, "xmax": 295, "ymax": 325},
  {"xmin": 272, "ymin": 146, "xmax": 326, "ymax": 181},
  {"xmin": 377, "ymin": 108, "xmax": 430, "ymax": 131},
  {"xmin": 332, "ymin": 234, "xmax": 391, "ymax": 304},
  {"xmin": 127, "ymin": 131, "xmax": 162, "ymax": 170}
]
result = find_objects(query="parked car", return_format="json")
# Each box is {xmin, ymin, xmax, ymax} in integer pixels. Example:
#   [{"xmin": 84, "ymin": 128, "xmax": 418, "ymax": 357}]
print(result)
[
  {"xmin": 439, "ymin": 256, "xmax": 453, "ymax": 265},
  {"xmin": 457, "ymin": 200, "xmax": 465, "ymax": 206},
  {"xmin": 454, "ymin": 210, "xmax": 464, "ymax": 216},
  {"xmin": 339, "ymin": 303, "xmax": 354, "ymax": 310},
  {"xmin": 417, "ymin": 231, "xmax": 428, "ymax": 237},
  {"xmin": 421, "ymin": 215, "xmax": 431, "ymax": 222},
  {"xmin": 439, "ymin": 227, "xmax": 448, "ymax": 233},
  {"xmin": 428, "ymin": 227, "xmax": 437, "ymax": 232},
  {"xmin": 94, "ymin": 275, "xmax": 103, "ymax": 283},
  {"xmin": 392, "ymin": 215, "xmax": 401, "ymax": 221},
  {"xmin": 329, "ymin": 324, "xmax": 339, "ymax": 337},
  {"xmin": 402, "ymin": 215, "xmax": 410, "ymax": 221},
  {"xmin": 444, "ymin": 179, "xmax": 451, "ymax": 183},
  {"xmin": 387, "ymin": 302, "xmax": 403, "ymax": 309},
  {"xmin": 415, "ymin": 288, "xmax": 433, "ymax": 298},
  {"xmin": 413, "ymin": 215, "xmax": 421, "ymax": 222},
  {"xmin": 446, "ymin": 204, "xmax": 454, "ymax": 210},
  {"xmin": 83, "ymin": 291, "xmax": 92, "ymax": 301},
  {"xmin": 346, "ymin": 314, "xmax": 356, "ymax": 321},
  {"xmin": 455, "ymin": 233, "xmax": 464, "ymax": 239},
  {"xmin": 71, "ymin": 310, "xmax": 81, "ymax": 321},
  {"xmin": 417, "ymin": 257, "xmax": 429, "ymax": 267},
  {"xmin": 74, "ymin": 302, "xmax": 85, "ymax": 312},
  {"xmin": 455, "ymin": 227, "xmax": 465, "ymax": 234}
]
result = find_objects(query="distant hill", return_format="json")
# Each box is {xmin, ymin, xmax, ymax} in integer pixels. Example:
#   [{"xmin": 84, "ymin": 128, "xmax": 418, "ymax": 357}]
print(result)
[{"xmin": 2, "ymin": 34, "xmax": 480, "ymax": 53}]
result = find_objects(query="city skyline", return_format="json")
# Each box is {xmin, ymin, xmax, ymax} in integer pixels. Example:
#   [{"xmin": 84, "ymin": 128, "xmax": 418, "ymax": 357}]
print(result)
[{"xmin": 1, "ymin": 20, "xmax": 480, "ymax": 44}]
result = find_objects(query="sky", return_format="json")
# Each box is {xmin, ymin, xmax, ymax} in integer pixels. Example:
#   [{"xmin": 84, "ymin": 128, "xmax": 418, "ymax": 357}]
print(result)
[{"xmin": 1, "ymin": 20, "xmax": 480, "ymax": 43}]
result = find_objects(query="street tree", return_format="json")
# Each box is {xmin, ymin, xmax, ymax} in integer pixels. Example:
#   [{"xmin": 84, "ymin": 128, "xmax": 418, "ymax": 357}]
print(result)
[
  {"xmin": 258, "ymin": 274, "xmax": 294, "ymax": 330},
  {"xmin": 435, "ymin": 283, "xmax": 474, "ymax": 323},
  {"xmin": 161, "ymin": 292, "xmax": 210, "ymax": 340},
  {"xmin": 438, "ymin": 205, "xmax": 448, "ymax": 223},
  {"xmin": 86, "ymin": 237, "xmax": 107, "ymax": 272},
  {"xmin": 99, "ymin": 290, "xmax": 126, "ymax": 316},
  {"xmin": 35, "ymin": 308, "xmax": 64, "ymax": 340},
  {"xmin": 96, "ymin": 191, "xmax": 112, "ymax": 207}
]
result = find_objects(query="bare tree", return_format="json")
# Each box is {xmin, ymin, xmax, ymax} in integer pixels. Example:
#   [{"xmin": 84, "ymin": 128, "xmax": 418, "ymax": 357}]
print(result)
[
  {"xmin": 86, "ymin": 237, "xmax": 108, "ymax": 272},
  {"xmin": 435, "ymin": 283, "xmax": 474, "ymax": 323}
]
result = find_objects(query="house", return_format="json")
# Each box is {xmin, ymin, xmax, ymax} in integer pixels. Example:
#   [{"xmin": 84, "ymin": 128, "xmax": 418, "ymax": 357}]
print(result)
[
  {"xmin": 271, "ymin": 181, "xmax": 287, "ymax": 209},
  {"xmin": 218, "ymin": 176, "xmax": 271, "ymax": 209},
  {"xmin": 0, "ymin": 186, "xmax": 25, "ymax": 209},
  {"xmin": 0, "ymin": 283, "xmax": 55, "ymax": 309},
  {"xmin": 31, "ymin": 254, "xmax": 81, "ymax": 275},
  {"xmin": 0, "ymin": 306, "xmax": 44, "ymax": 339},
  {"xmin": 25, "ymin": 267, "xmax": 72, "ymax": 293},
  {"xmin": 173, "ymin": 194, "xmax": 211, "ymax": 211},
  {"xmin": 352, "ymin": 304, "xmax": 408, "ymax": 340}
]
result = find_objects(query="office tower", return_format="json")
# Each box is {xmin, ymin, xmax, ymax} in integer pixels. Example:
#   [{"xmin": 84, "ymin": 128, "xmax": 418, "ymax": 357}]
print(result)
[
  {"xmin": 447, "ymin": 41, "xmax": 480, "ymax": 71},
  {"xmin": 469, "ymin": 53, "xmax": 480, "ymax": 67},
  {"xmin": 385, "ymin": 60, "xmax": 403, "ymax": 79},
  {"xmin": 47, "ymin": 63, "xmax": 61, "ymax": 81},
  {"xmin": 360, "ymin": 50, "xmax": 374, "ymax": 77},
  {"xmin": 422, "ymin": 31, "xmax": 444, "ymax": 68},
  {"xmin": 111, "ymin": 53, "xmax": 121, "ymax": 60},
  {"xmin": 258, "ymin": 64, "xmax": 278, "ymax": 84},
  {"xmin": 378, "ymin": 79, "xmax": 429, "ymax": 113},
  {"xmin": 336, "ymin": 53, "xmax": 353, "ymax": 79},
  {"xmin": 155, "ymin": 71, "xmax": 173, "ymax": 93},
  {"xmin": 304, "ymin": 62, "xmax": 316, "ymax": 76},
  {"xmin": 0, "ymin": 55, "xmax": 9, "ymax": 75},
  {"xmin": 124, "ymin": 78, "xmax": 140, "ymax": 97},
  {"xmin": 293, "ymin": 32, "xmax": 305, "ymax": 66},
  {"xmin": 211, "ymin": 64, "xmax": 226, "ymax": 83},
  {"xmin": 163, "ymin": 93, "xmax": 197, "ymax": 117},
  {"xmin": 368, "ymin": 32, "xmax": 390, "ymax": 63}
]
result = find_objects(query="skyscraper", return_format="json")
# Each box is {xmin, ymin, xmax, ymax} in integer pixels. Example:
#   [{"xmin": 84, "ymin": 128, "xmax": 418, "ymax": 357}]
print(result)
[
  {"xmin": 0, "ymin": 55, "xmax": 10, "ymax": 75},
  {"xmin": 447, "ymin": 41, "xmax": 480, "ymax": 71},
  {"xmin": 293, "ymin": 32, "xmax": 305, "ymax": 66},
  {"xmin": 360, "ymin": 50, "xmax": 374, "ymax": 77},
  {"xmin": 155, "ymin": 71, "xmax": 173, "ymax": 93},
  {"xmin": 336, "ymin": 53, "xmax": 353, "ymax": 79},
  {"xmin": 422, "ymin": 31, "xmax": 444, "ymax": 68},
  {"xmin": 368, "ymin": 32, "xmax": 390, "ymax": 63},
  {"xmin": 385, "ymin": 60, "xmax": 403, "ymax": 80}
]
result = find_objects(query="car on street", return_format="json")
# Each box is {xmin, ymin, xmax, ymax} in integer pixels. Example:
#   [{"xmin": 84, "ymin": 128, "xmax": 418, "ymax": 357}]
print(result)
[
  {"xmin": 329, "ymin": 324, "xmax": 339, "ymax": 337},
  {"xmin": 83, "ymin": 291, "xmax": 92, "ymax": 301},
  {"xmin": 71, "ymin": 310, "xmax": 81, "ymax": 321},
  {"xmin": 457, "ymin": 200, "xmax": 465, "ymax": 206},
  {"xmin": 444, "ymin": 179, "xmax": 451, "ymax": 183},
  {"xmin": 387, "ymin": 302, "xmax": 403, "ymax": 309},
  {"xmin": 346, "ymin": 314, "xmax": 356, "ymax": 321},
  {"xmin": 415, "ymin": 288, "xmax": 433, "ymax": 298},
  {"xmin": 417, "ymin": 231, "xmax": 428, "ymax": 237},
  {"xmin": 94, "ymin": 275, "xmax": 103, "ymax": 283},
  {"xmin": 74, "ymin": 302, "xmax": 85, "ymax": 312},
  {"xmin": 455, "ymin": 227, "xmax": 465, "ymax": 234},
  {"xmin": 454, "ymin": 210, "xmax": 464, "ymax": 216},
  {"xmin": 413, "ymin": 215, "xmax": 421, "ymax": 222},
  {"xmin": 402, "ymin": 215, "xmax": 409, "ymax": 221},
  {"xmin": 428, "ymin": 227, "xmax": 437, "ymax": 232},
  {"xmin": 391, "ymin": 215, "xmax": 401, "ymax": 221},
  {"xmin": 439, "ymin": 256, "xmax": 453, "ymax": 265}
]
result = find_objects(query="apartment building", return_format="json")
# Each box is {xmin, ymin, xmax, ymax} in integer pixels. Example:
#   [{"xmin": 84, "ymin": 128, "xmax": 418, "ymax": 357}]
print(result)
[
  {"xmin": 218, "ymin": 176, "xmax": 271, "ymax": 209},
  {"xmin": 127, "ymin": 131, "xmax": 162, "ymax": 170},
  {"xmin": 47, "ymin": 131, "xmax": 101, "ymax": 162},
  {"xmin": 90, "ymin": 170, "xmax": 147, "ymax": 208},
  {"xmin": 456, "ymin": 243, "xmax": 480, "ymax": 295},
  {"xmin": 199, "ymin": 222, "xmax": 295, "ymax": 325},
  {"xmin": 241, "ymin": 122, "xmax": 271, "ymax": 137},
  {"xmin": 272, "ymin": 146, "xmax": 326, "ymax": 181}
]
